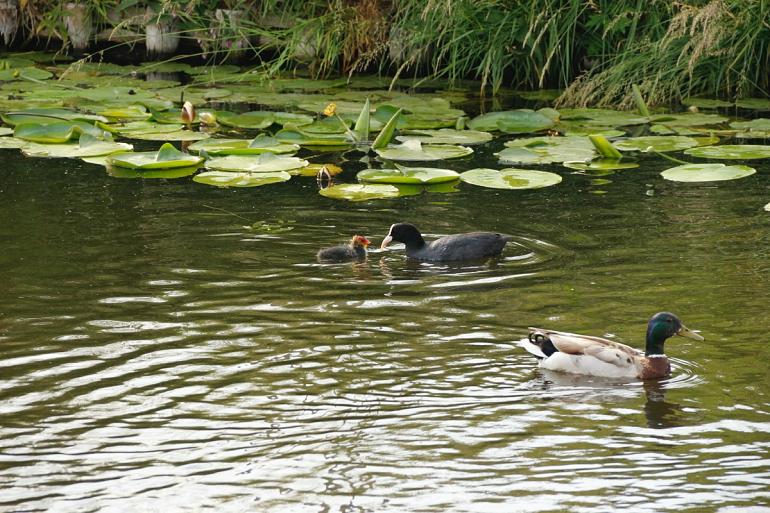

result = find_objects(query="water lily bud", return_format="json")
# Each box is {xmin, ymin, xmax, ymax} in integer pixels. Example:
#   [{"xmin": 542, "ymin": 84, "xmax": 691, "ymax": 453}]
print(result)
[
  {"xmin": 199, "ymin": 111, "xmax": 217, "ymax": 126},
  {"xmin": 181, "ymin": 101, "xmax": 195, "ymax": 124},
  {"xmin": 323, "ymin": 103, "xmax": 337, "ymax": 116}
]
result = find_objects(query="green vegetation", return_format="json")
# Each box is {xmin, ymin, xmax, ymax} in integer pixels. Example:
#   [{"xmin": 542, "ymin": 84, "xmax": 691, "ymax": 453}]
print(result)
[{"xmin": 1, "ymin": 1, "xmax": 766, "ymax": 105}]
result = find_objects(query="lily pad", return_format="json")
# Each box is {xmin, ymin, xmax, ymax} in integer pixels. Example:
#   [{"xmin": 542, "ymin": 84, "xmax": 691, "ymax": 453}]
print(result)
[
  {"xmin": 357, "ymin": 165, "xmax": 459, "ymax": 184},
  {"xmin": 374, "ymin": 139, "xmax": 472, "ymax": 161},
  {"xmin": 459, "ymin": 168, "xmax": 562, "ymax": 190},
  {"xmin": 107, "ymin": 166, "xmax": 199, "ymax": 179},
  {"xmin": 684, "ymin": 145, "xmax": 770, "ymax": 160},
  {"xmin": 21, "ymin": 134, "xmax": 132, "ymax": 158},
  {"xmin": 0, "ymin": 137, "xmax": 28, "ymax": 149},
  {"xmin": 14, "ymin": 121, "xmax": 108, "ymax": 143},
  {"xmin": 275, "ymin": 125, "xmax": 352, "ymax": 147},
  {"xmin": 204, "ymin": 153, "xmax": 308, "ymax": 173},
  {"xmin": 1, "ymin": 108, "xmax": 107, "ymax": 126},
  {"xmin": 468, "ymin": 109, "xmax": 556, "ymax": 133},
  {"xmin": 0, "ymin": 67, "xmax": 53, "ymax": 81},
  {"xmin": 661, "ymin": 163, "xmax": 756, "ymax": 182},
  {"xmin": 396, "ymin": 128, "xmax": 493, "ymax": 146},
  {"xmin": 558, "ymin": 109, "xmax": 648, "ymax": 127},
  {"xmin": 294, "ymin": 163, "xmax": 344, "ymax": 177},
  {"xmin": 188, "ymin": 135, "xmax": 299, "ymax": 155},
  {"xmin": 193, "ymin": 170, "xmax": 292, "ymax": 188},
  {"xmin": 107, "ymin": 143, "xmax": 204, "ymax": 169},
  {"xmin": 735, "ymin": 98, "xmax": 770, "ymax": 111},
  {"xmin": 97, "ymin": 105, "xmax": 152, "ymax": 121},
  {"xmin": 499, "ymin": 136, "xmax": 596, "ymax": 164},
  {"xmin": 0, "ymin": 127, "xmax": 13, "ymax": 136},
  {"xmin": 682, "ymin": 97, "xmax": 733, "ymax": 109},
  {"xmin": 216, "ymin": 110, "xmax": 275, "ymax": 129},
  {"xmin": 125, "ymin": 130, "xmax": 211, "ymax": 142},
  {"xmin": 319, "ymin": 183, "xmax": 401, "ymax": 201},
  {"xmin": 563, "ymin": 159, "xmax": 639, "ymax": 171},
  {"xmin": 614, "ymin": 136, "xmax": 701, "ymax": 152},
  {"xmin": 730, "ymin": 118, "xmax": 770, "ymax": 131},
  {"xmin": 649, "ymin": 113, "xmax": 728, "ymax": 127}
]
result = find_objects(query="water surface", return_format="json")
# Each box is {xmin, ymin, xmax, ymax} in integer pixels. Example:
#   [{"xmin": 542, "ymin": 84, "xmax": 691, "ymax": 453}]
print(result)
[{"xmin": 1, "ymin": 140, "xmax": 769, "ymax": 512}]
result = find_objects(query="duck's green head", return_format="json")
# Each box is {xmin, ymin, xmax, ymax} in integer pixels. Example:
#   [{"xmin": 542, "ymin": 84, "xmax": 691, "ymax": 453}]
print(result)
[{"xmin": 645, "ymin": 312, "xmax": 704, "ymax": 356}]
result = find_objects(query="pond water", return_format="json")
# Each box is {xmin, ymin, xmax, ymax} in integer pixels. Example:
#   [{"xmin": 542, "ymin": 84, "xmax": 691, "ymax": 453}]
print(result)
[{"xmin": 1, "ymin": 125, "xmax": 769, "ymax": 512}]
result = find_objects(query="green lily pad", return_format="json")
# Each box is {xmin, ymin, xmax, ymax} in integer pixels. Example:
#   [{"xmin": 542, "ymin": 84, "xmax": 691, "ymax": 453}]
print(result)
[
  {"xmin": 649, "ymin": 113, "xmax": 728, "ymax": 127},
  {"xmin": 357, "ymin": 165, "xmax": 459, "ymax": 184},
  {"xmin": 614, "ymin": 136, "xmax": 701, "ymax": 152},
  {"xmin": 109, "ymin": 121, "xmax": 184, "ymax": 136},
  {"xmin": 97, "ymin": 105, "xmax": 152, "ymax": 121},
  {"xmin": 125, "ymin": 129, "xmax": 211, "ymax": 142},
  {"xmin": 0, "ymin": 67, "xmax": 53, "ymax": 81},
  {"xmin": 468, "ymin": 109, "xmax": 556, "ymax": 133},
  {"xmin": 682, "ymin": 97, "xmax": 733, "ymax": 109},
  {"xmin": 294, "ymin": 163, "xmax": 343, "ymax": 177},
  {"xmin": 661, "ymin": 163, "xmax": 756, "ymax": 182},
  {"xmin": 300, "ymin": 117, "xmax": 352, "ymax": 134},
  {"xmin": 107, "ymin": 166, "xmax": 199, "ymax": 179},
  {"xmin": 14, "ymin": 121, "xmax": 108, "ymax": 143},
  {"xmin": 563, "ymin": 159, "xmax": 639, "ymax": 171},
  {"xmin": 1, "ymin": 108, "xmax": 108, "ymax": 126},
  {"xmin": 273, "ymin": 112, "xmax": 314, "ymax": 127},
  {"xmin": 319, "ymin": 183, "xmax": 401, "ymax": 201},
  {"xmin": 499, "ymin": 136, "xmax": 596, "ymax": 164},
  {"xmin": 515, "ymin": 89, "xmax": 562, "ymax": 101},
  {"xmin": 21, "ymin": 134, "xmax": 132, "ymax": 158},
  {"xmin": 396, "ymin": 128, "xmax": 493, "ymax": 146},
  {"xmin": 558, "ymin": 108, "xmax": 648, "ymax": 127},
  {"xmin": 730, "ymin": 118, "xmax": 770, "ymax": 131},
  {"xmin": 204, "ymin": 153, "xmax": 308, "ymax": 173},
  {"xmin": 193, "ymin": 170, "xmax": 292, "ymax": 188},
  {"xmin": 459, "ymin": 168, "xmax": 562, "ymax": 190},
  {"xmin": 188, "ymin": 135, "xmax": 299, "ymax": 155},
  {"xmin": 0, "ymin": 127, "xmax": 13, "ymax": 136},
  {"xmin": 216, "ymin": 110, "xmax": 276, "ymax": 129},
  {"xmin": 275, "ymin": 125, "xmax": 352, "ymax": 147},
  {"xmin": 735, "ymin": 98, "xmax": 770, "ymax": 111},
  {"xmin": 684, "ymin": 144, "xmax": 770, "ymax": 160},
  {"xmin": 107, "ymin": 143, "xmax": 204, "ymax": 169},
  {"xmin": 0, "ymin": 137, "xmax": 28, "ymax": 149},
  {"xmin": 151, "ymin": 108, "xmax": 199, "ymax": 125},
  {"xmin": 374, "ymin": 139, "xmax": 472, "ymax": 161}
]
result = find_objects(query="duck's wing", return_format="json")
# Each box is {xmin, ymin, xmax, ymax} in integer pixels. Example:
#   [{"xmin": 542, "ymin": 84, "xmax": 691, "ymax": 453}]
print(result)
[{"xmin": 529, "ymin": 327, "xmax": 643, "ymax": 367}]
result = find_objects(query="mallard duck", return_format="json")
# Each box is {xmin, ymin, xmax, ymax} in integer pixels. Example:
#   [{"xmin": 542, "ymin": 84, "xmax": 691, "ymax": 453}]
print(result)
[
  {"xmin": 518, "ymin": 312, "xmax": 703, "ymax": 379},
  {"xmin": 317, "ymin": 235, "xmax": 370, "ymax": 263},
  {"xmin": 380, "ymin": 222, "xmax": 510, "ymax": 261}
]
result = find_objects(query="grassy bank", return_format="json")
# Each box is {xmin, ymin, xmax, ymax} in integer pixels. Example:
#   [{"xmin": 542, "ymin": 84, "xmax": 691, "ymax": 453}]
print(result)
[{"xmin": 4, "ymin": 0, "xmax": 768, "ymax": 106}]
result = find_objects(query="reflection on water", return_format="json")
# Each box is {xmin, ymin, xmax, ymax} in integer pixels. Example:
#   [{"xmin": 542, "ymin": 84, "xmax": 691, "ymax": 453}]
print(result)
[{"xmin": 1, "ymin": 143, "xmax": 769, "ymax": 513}]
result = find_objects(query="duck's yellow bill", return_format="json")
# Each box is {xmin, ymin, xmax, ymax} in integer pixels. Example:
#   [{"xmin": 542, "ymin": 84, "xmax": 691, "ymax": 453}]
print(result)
[{"xmin": 677, "ymin": 324, "xmax": 704, "ymax": 341}]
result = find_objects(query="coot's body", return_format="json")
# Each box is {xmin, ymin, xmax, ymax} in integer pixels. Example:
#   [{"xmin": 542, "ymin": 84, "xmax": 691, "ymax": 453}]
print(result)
[
  {"xmin": 381, "ymin": 223, "xmax": 509, "ymax": 261},
  {"xmin": 317, "ymin": 235, "xmax": 370, "ymax": 263}
]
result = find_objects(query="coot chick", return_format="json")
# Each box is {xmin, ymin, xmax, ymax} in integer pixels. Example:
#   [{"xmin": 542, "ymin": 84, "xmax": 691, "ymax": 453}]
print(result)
[
  {"xmin": 380, "ymin": 223, "xmax": 510, "ymax": 261},
  {"xmin": 317, "ymin": 235, "xmax": 371, "ymax": 263}
]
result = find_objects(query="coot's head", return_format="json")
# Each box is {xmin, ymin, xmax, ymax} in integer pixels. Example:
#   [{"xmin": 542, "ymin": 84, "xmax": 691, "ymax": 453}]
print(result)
[
  {"xmin": 380, "ymin": 223, "xmax": 425, "ymax": 249},
  {"xmin": 350, "ymin": 235, "xmax": 371, "ymax": 248}
]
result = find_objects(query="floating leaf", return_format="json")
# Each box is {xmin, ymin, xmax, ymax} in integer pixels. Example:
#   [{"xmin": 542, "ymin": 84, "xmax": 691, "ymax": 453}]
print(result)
[
  {"xmin": 126, "ymin": 130, "xmax": 211, "ymax": 141},
  {"xmin": 21, "ymin": 135, "xmax": 132, "ymax": 158},
  {"xmin": 499, "ymin": 136, "xmax": 596, "ymax": 164},
  {"xmin": 0, "ymin": 137, "xmax": 28, "ymax": 149},
  {"xmin": 14, "ymin": 121, "xmax": 107, "ymax": 143},
  {"xmin": 216, "ymin": 110, "xmax": 275, "ymax": 129},
  {"xmin": 730, "ymin": 118, "xmax": 770, "ymax": 131},
  {"xmin": 275, "ymin": 125, "xmax": 352, "ymax": 147},
  {"xmin": 151, "ymin": 108, "xmax": 199, "ymax": 125},
  {"xmin": 107, "ymin": 166, "xmax": 199, "ymax": 179},
  {"xmin": 193, "ymin": 170, "xmax": 291, "ymax": 188},
  {"xmin": 563, "ymin": 159, "xmax": 639, "ymax": 171},
  {"xmin": 107, "ymin": 143, "xmax": 204, "ymax": 169},
  {"xmin": 357, "ymin": 165, "xmax": 459, "ymax": 184},
  {"xmin": 649, "ymin": 113, "xmax": 728, "ymax": 126},
  {"xmin": 188, "ymin": 135, "xmax": 299, "ymax": 155},
  {"xmin": 0, "ymin": 66, "xmax": 53, "ymax": 80},
  {"xmin": 735, "ymin": 98, "xmax": 770, "ymax": 111},
  {"xmin": 374, "ymin": 139, "xmax": 472, "ymax": 161},
  {"xmin": 459, "ymin": 168, "xmax": 562, "ymax": 190},
  {"xmin": 319, "ymin": 183, "xmax": 401, "ymax": 201},
  {"xmin": 97, "ymin": 105, "xmax": 152, "ymax": 121},
  {"xmin": 515, "ymin": 89, "xmax": 562, "ymax": 101},
  {"xmin": 558, "ymin": 108, "xmax": 648, "ymax": 127},
  {"xmin": 468, "ymin": 109, "xmax": 556, "ymax": 133},
  {"xmin": 661, "ymin": 163, "xmax": 756, "ymax": 182},
  {"xmin": 204, "ymin": 153, "xmax": 308, "ymax": 173},
  {"xmin": 614, "ymin": 136, "xmax": 701, "ymax": 152},
  {"xmin": 1, "ymin": 108, "xmax": 107, "ymax": 126},
  {"xmin": 682, "ymin": 97, "xmax": 733, "ymax": 109},
  {"xmin": 684, "ymin": 144, "xmax": 770, "ymax": 160},
  {"xmin": 0, "ymin": 127, "xmax": 13, "ymax": 136},
  {"xmin": 396, "ymin": 128, "xmax": 493, "ymax": 146},
  {"xmin": 294, "ymin": 163, "xmax": 343, "ymax": 177}
]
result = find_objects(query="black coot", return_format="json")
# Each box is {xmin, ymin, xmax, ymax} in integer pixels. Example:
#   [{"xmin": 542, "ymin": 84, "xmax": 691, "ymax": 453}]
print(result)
[
  {"xmin": 380, "ymin": 223, "xmax": 510, "ymax": 261},
  {"xmin": 317, "ymin": 235, "xmax": 371, "ymax": 262}
]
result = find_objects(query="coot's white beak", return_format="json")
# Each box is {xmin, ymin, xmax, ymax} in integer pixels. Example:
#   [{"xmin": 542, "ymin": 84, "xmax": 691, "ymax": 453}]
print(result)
[{"xmin": 380, "ymin": 235, "xmax": 393, "ymax": 249}]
